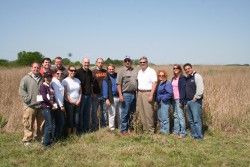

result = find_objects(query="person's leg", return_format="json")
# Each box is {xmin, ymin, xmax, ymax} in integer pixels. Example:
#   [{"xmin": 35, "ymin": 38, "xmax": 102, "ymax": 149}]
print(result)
[
  {"xmin": 42, "ymin": 108, "xmax": 52, "ymax": 146},
  {"xmin": 114, "ymin": 97, "xmax": 121, "ymax": 129},
  {"xmin": 108, "ymin": 101, "xmax": 115, "ymax": 131},
  {"xmin": 79, "ymin": 95, "xmax": 86, "ymax": 134},
  {"xmin": 175, "ymin": 100, "xmax": 186, "ymax": 137},
  {"xmin": 22, "ymin": 107, "xmax": 36, "ymax": 142},
  {"xmin": 142, "ymin": 92, "xmax": 155, "ymax": 133},
  {"xmin": 91, "ymin": 94, "xmax": 99, "ymax": 130},
  {"xmin": 35, "ymin": 108, "xmax": 44, "ymax": 141},
  {"xmin": 137, "ymin": 92, "xmax": 147, "ymax": 131},
  {"xmin": 187, "ymin": 101, "xmax": 196, "ymax": 138},
  {"xmin": 83, "ymin": 95, "xmax": 92, "ymax": 132},
  {"xmin": 191, "ymin": 100, "xmax": 203, "ymax": 140},
  {"xmin": 120, "ymin": 93, "xmax": 133, "ymax": 133},
  {"xmin": 54, "ymin": 108, "xmax": 64, "ymax": 140},
  {"xmin": 173, "ymin": 100, "xmax": 180, "ymax": 135}
]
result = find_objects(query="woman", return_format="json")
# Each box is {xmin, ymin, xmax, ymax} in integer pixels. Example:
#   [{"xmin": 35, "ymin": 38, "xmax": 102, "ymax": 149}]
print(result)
[
  {"xmin": 156, "ymin": 70, "xmax": 173, "ymax": 134},
  {"xmin": 171, "ymin": 64, "xmax": 186, "ymax": 139},
  {"xmin": 51, "ymin": 69, "xmax": 65, "ymax": 141},
  {"xmin": 62, "ymin": 65, "xmax": 82, "ymax": 135},
  {"xmin": 39, "ymin": 71, "xmax": 57, "ymax": 147},
  {"xmin": 102, "ymin": 64, "xmax": 121, "ymax": 132}
]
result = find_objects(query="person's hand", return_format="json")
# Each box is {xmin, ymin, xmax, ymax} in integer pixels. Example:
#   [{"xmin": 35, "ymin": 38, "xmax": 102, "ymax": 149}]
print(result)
[
  {"xmin": 148, "ymin": 94, "xmax": 153, "ymax": 103},
  {"xmin": 119, "ymin": 95, "xmax": 124, "ymax": 102},
  {"xmin": 192, "ymin": 98, "xmax": 197, "ymax": 102},
  {"xmin": 105, "ymin": 99, "xmax": 111, "ymax": 106},
  {"xmin": 61, "ymin": 106, "xmax": 65, "ymax": 111},
  {"xmin": 179, "ymin": 103, "xmax": 183, "ymax": 107}
]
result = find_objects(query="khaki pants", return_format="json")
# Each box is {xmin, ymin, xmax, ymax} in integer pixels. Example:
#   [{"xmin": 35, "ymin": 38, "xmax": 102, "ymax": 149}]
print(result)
[
  {"xmin": 137, "ymin": 92, "xmax": 155, "ymax": 133},
  {"xmin": 22, "ymin": 107, "xmax": 44, "ymax": 142}
]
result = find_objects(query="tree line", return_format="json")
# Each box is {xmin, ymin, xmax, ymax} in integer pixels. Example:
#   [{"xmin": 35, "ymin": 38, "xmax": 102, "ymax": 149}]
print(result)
[{"xmin": 0, "ymin": 51, "xmax": 142, "ymax": 67}]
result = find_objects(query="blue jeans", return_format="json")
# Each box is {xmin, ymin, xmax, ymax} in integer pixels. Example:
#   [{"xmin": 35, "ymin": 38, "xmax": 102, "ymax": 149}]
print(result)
[
  {"xmin": 79, "ymin": 95, "xmax": 92, "ymax": 133},
  {"xmin": 120, "ymin": 93, "xmax": 136, "ymax": 133},
  {"xmin": 42, "ymin": 108, "xmax": 55, "ymax": 146},
  {"xmin": 186, "ymin": 99, "xmax": 203, "ymax": 140},
  {"xmin": 157, "ymin": 101, "xmax": 170, "ymax": 134},
  {"xmin": 92, "ymin": 94, "xmax": 108, "ymax": 130},
  {"xmin": 172, "ymin": 99, "xmax": 186, "ymax": 136},
  {"xmin": 54, "ymin": 107, "xmax": 64, "ymax": 140}
]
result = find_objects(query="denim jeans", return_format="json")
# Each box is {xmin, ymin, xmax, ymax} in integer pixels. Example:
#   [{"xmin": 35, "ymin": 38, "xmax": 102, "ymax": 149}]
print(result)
[
  {"xmin": 54, "ymin": 107, "xmax": 64, "ymax": 140},
  {"xmin": 42, "ymin": 108, "xmax": 55, "ymax": 146},
  {"xmin": 92, "ymin": 94, "xmax": 108, "ymax": 130},
  {"xmin": 172, "ymin": 99, "xmax": 186, "ymax": 136},
  {"xmin": 120, "ymin": 93, "xmax": 136, "ymax": 133},
  {"xmin": 79, "ymin": 95, "xmax": 92, "ymax": 133},
  {"xmin": 157, "ymin": 100, "xmax": 170, "ymax": 134},
  {"xmin": 186, "ymin": 99, "xmax": 203, "ymax": 140}
]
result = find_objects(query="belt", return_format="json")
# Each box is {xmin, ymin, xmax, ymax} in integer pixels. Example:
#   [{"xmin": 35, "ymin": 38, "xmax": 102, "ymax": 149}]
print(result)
[
  {"xmin": 138, "ymin": 90, "xmax": 151, "ymax": 92},
  {"xmin": 122, "ymin": 91, "xmax": 136, "ymax": 94}
]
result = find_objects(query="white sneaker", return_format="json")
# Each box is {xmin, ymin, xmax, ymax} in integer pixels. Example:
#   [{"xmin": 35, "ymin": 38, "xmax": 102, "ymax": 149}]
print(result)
[{"xmin": 24, "ymin": 141, "xmax": 31, "ymax": 147}]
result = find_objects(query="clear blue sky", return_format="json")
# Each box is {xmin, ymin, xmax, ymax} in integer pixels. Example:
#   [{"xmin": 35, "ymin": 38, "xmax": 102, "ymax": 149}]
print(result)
[{"xmin": 0, "ymin": 0, "xmax": 249, "ymax": 65}]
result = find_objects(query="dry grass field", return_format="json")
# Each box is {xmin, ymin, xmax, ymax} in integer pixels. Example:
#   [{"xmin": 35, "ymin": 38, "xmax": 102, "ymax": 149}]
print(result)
[{"xmin": 0, "ymin": 65, "xmax": 249, "ymax": 133}]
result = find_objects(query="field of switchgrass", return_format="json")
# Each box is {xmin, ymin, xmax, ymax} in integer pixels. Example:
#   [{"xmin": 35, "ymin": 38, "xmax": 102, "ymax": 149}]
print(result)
[{"xmin": 0, "ymin": 65, "xmax": 250, "ymax": 166}]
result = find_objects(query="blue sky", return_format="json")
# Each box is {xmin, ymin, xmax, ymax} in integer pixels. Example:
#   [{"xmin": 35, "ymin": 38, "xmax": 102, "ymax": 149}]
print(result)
[{"xmin": 0, "ymin": 0, "xmax": 249, "ymax": 65}]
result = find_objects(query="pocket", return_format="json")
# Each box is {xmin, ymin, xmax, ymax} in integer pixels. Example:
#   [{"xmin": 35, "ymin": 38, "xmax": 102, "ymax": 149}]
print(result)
[{"xmin": 22, "ymin": 114, "xmax": 30, "ymax": 128}]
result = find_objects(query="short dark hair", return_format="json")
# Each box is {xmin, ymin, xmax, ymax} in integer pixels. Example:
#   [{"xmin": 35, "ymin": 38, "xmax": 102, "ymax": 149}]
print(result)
[
  {"xmin": 183, "ymin": 63, "xmax": 192, "ymax": 69},
  {"xmin": 68, "ymin": 65, "xmax": 76, "ymax": 70},
  {"xmin": 42, "ymin": 58, "xmax": 51, "ymax": 63},
  {"xmin": 55, "ymin": 56, "xmax": 62, "ymax": 60}
]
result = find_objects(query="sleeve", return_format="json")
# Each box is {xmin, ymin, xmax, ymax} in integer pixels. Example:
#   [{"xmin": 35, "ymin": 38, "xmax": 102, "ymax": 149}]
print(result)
[
  {"xmin": 102, "ymin": 80, "xmax": 108, "ymax": 99},
  {"xmin": 19, "ymin": 77, "xmax": 31, "ymax": 104},
  {"xmin": 194, "ymin": 73, "xmax": 204, "ymax": 99},
  {"xmin": 116, "ymin": 69, "xmax": 122, "ymax": 85},
  {"xmin": 151, "ymin": 69, "xmax": 157, "ymax": 83},
  {"xmin": 164, "ymin": 82, "xmax": 173, "ymax": 100},
  {"xmin": 40, "ymin": 85, "xmax": 53, "ymax": 108},
  {"xmin": 179, "ymin": 76, "xmax": 186, "ymax": 105},
  {"xmin": 51, "ymin": 81, "xmax": 63, "ymax": 107}
]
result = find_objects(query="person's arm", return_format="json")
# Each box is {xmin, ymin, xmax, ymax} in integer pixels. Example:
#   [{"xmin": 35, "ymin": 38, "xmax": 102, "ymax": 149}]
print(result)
[
  {"xmin": 19, "ymin": 78, "xmax": 31, "ymax": 104},
  {"xmin": 117, "ymin": 84, "xmax": 124, "ymax": 102},
  {"xmin": 193, "ymin": 73, "xmax": 204, "ymax": 101},
  {"xmin": 63, "ymin": 84, "xmax": 76, "ymax": 106},
  {"xmin": 40, "ymin": 85, "xmax": 53, "ymax": 108},
  {"xmin": 102, "ymin": 80, "xmax": 110, "ymax": 106},
  {"xmin": 179, "ymin": 76, "xmax": 186, "ymax": 106},
  {"xmin": 75, "ymin": 86, "xmax": 82, "ymax": 106},
  {"xmin": 148, "ymin": 81, "xmax": 157, "ymax": 102}
]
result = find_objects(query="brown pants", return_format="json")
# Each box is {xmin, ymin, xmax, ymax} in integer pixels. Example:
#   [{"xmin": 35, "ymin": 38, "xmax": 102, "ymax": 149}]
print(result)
[
  {"xmin": 22, "ymin": 107, "xmax": 43, "ymax": 142},
  {"xmin": 137, "ymin": 92, "xmax": 155, "ymax": 133}
]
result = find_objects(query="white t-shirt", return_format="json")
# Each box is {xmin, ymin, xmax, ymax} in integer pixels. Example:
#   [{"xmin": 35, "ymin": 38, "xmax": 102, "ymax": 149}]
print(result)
[
  {"xmin": 62, "ymin": 77, "xmax": 81, "ymax": 102},
  {"xmin": 138, "ymin": 67, "xmax": 157, "ymax": 90}
]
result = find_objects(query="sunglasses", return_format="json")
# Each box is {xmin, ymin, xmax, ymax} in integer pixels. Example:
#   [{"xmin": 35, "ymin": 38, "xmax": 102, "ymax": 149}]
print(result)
[
  {"xmin": 140, "ymin": 61, "xmax": 146, "ymax": 64},
  {"xmin": 173, "ymin": 67, "xmax": 179, "ymax": 70},
  {"xmin": 158, "ymin": 75, "xmax": 164, "ymax": 77},
  {"xmin": 124, "ymin": 59, "xmax": 131, "ymax": 62},
  {"xmin": 69, "ymin": 69, "xmax": 76, "ymax": 72}
]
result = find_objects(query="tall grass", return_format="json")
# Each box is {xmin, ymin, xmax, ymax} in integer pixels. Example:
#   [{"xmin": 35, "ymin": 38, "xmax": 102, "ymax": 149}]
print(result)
[{"xmin": 0, "ymin": 65, "xmax": 250, "ymax": 133}]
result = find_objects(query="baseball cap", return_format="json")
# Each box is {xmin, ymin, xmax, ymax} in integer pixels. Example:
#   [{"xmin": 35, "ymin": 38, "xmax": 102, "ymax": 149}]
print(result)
[
  {"xmin": 124, "ymin": 55, "xmax": 131, "ymax": 60},
  {"xmin": 44, "ymin": 72, "xmax": 53, "ymax": 78}
]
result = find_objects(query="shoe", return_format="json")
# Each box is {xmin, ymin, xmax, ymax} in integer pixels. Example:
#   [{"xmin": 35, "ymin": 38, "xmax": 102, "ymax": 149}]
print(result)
[
  {"xmin": 23, "ymin": 141, "xmax": 31, "ymax": 147},
  {"xmin": 178, "ymin": 135, "xmax": 185, "ymax": 139},
  {"xmin": 121, "ymin": 131, "xmax": 129, "ymax": 136}
]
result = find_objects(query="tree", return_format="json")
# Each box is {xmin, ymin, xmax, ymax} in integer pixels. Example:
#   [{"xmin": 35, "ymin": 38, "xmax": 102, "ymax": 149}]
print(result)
[{"xmin": 17, "ymin": 51, "xmax": 44, "ymax": 66}]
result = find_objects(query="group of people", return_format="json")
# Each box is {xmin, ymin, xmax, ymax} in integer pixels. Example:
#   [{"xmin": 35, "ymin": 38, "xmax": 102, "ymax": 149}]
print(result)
[{"xmin": 19, "ymin": 55, "xmax": 204, "ymax": 147}]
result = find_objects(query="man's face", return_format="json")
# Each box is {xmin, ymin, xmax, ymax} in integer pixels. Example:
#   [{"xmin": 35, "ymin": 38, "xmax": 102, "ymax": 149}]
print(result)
[
  {"xmin": 139, "ymin": 58, "xmax": 148, "ymax": 70},
  {"xmin": 42, "ymin": 60, "xmax": 51, "ymax": 69},
  {"xmin": 55, "ymin": 59, "xmax": 63, "ymax": 69},
  {"xmin": 107, "ymin": 66, "xmax": 115, "ymax": 75},
  {"xmin": 82, "ymin": 59, "xmax": 90, "ymax": 70},
  {"xmin": 96, "ymin": 59, "xmax": 104, "ymax": 69},
  {"xmin": 124, "ymin": 59, "xmax": 132, "ymax": 68},
  {"xmin": 184, "ymin": 65, "xmax": 193, "ymax": 75},
  {"xmin": 31, "ymin": 63, "xmax": 40, "ymax": 75}
]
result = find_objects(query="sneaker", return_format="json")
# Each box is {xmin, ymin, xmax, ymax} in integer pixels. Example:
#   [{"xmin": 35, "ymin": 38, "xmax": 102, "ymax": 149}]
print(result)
[{"xmin": 23, "ymin": 141, "xmax": 31, "ymax": 147}]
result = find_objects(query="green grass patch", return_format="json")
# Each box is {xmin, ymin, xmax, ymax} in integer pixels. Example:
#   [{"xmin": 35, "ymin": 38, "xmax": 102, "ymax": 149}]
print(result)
[{"xmin": 0, "ymin": 129, "xmax": 249, "ymax": 166}]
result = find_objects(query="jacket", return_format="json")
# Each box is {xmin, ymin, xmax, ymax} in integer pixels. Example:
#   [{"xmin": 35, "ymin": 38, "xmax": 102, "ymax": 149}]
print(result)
[
  {"xmin": 156, "ymin": 80, "xmax": 173, "ymax": 103},
  {"xmin": 19, "ymin": 72, "xmax": 43, "ymax": 108}
]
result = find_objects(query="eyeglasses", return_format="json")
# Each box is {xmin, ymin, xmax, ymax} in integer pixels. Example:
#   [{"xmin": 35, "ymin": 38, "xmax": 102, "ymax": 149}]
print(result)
[
  {"xmin": 69, "ymin": 69, "xmax": 76, "ymax": 72},
  {"xmin": 140, "ymin": 61, "xmax": 146, "ymax": 64},
  {"xmin": 173, "ymin": 67, "xmax": 179, "ymax": 70},
  {"xmin": 56, "ymin": 72, "xmax": 62, "ymax": 75},
  {"xmin": 158, "ymin": 75, "xmax": 164, "ymax": 77},
  {"xmin": 124, "ymin": 59, "xmax": 131, "ymax": 62}
]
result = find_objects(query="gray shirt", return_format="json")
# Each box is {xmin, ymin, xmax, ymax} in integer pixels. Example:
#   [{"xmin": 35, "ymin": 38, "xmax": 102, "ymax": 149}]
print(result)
[{"xmin": 116, "ymin": 66, "xmax": 138, "ymax": 92}]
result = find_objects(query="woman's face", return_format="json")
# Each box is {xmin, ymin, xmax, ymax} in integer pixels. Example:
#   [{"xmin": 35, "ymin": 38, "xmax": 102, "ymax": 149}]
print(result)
[
  {"xmin": 68, "ymin": 67, "xmax": 76, "ymax": 77},
  {"xmin": 173, "ymin": 66, "xmax": 180, "ymax": 74},
  {"xmin": 158, "ymin": 72, "xmax": 165, "ymax": 81},
  {"xmin": 55, "ymin": 70, "xmax": 63, "ymax": 80},
  {"xmin": 45, "ymin": 77, "xmax": 52, "ymax": 83}
]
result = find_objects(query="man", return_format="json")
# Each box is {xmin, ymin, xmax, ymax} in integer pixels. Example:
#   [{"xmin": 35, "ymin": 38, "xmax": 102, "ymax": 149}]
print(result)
[
  {"xmin": 137, "ymin": 56, "xmax": 157, "ymax": 133},
  {"xmin": 19, "ymin": 62, "xmax": 44, "ymax": 146},
  {"xmin": 183, "ymin": 63, "xmax": 204, "ymax": 140},
  {"xmin": 51, "ymin": 56, "xmax": 68, "ymax": 79},
  {"xmin": 102, "ymin": 64, "xmax": 121, "ymax": 132},
  {"xmin": 40, "ymin": 58, "xmax": 55, "ymax": 77},
  {"xmin": 91, "ymin": 58, "xmax": 107, "ymax": 131},
  {"xmin": 75, "ymin": 57, "xmax": 93, "ymax": 134},
  {"xmin": 116, "ymin": 56, "xmax": 138, "ymax": 135}
]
